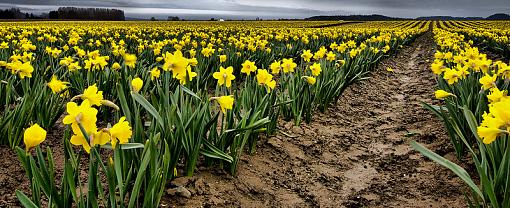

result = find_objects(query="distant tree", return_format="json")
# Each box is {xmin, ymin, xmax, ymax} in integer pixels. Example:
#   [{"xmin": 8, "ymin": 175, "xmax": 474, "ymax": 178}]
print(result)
[
  {"xmin": 167, "ymin": 16, "xmax": 180, "ymax": 21},
  {"xmin": 210, "ymin": 18, "xmax": 216, "ymax": 21},
  {"xmin": 150, "ymin": 17, "xmax": 156, "ymax": 21},
  {"xmin": 486, "ymin": 13, "xmax": 510, "ymax": 20},
  {"xmin": 0, "ymin": 8, "xmax": 24, "ymax": 19},
  {"xmin": 51, "ymin": 7, "xmax": 125, "ymax": 20},
  {"xmin": 49, "ymin": 11, "xmax": 58, "ymax": 19}
]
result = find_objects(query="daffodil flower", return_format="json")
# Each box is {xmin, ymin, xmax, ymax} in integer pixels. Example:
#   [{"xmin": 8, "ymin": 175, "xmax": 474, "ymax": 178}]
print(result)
[
  {"xmin": 23, "ymin": 123, "xmax": 46, "ymax": 152},
  {"xmin": 213, "ymin": 66, "xmax": 236, "ymax": 88}
]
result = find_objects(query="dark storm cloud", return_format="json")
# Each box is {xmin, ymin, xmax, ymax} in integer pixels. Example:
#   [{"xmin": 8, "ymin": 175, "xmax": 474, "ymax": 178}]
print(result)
[{"xmin": 0, "ymin": 0, "xmax": 509, "ymax": 19}]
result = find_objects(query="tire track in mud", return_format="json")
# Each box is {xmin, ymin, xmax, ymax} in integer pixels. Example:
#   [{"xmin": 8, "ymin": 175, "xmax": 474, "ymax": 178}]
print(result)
[{"xmin": 163, "ymin": 31, "xmax": 468, "ymax": 208}]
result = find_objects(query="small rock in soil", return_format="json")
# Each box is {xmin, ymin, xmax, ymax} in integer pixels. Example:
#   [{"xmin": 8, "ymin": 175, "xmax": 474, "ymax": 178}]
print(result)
[
  {"xmin": 171, "ymin": 176, "xmax": 193, "ymax": 187},
  {"xmin": 167, "ymin": 186, "xmax": 192, "ymax": 198}
]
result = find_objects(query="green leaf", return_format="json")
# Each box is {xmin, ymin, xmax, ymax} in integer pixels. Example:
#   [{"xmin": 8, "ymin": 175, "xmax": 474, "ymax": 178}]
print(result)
[
  {"xmin": 128, "ymin": 143, "xmax": 151, "ymax": 208},
  {"xmin": 131, "ymin": 92, "xmax": 164, "ymax": 129},
  {"xmin": 101, "ymin": 143, "xmax": 145, "ymax": 150},
  {"xmin": 16, "ymin": 190, "xmax": 38, "ymax": 208},
  {"xmin": 180, "ymin": 85, "xmax": 202, "ymax": 101},
  {"xmin": 411, "ymin": 141, "xmax": 483, "ymax": 199},
  {"xmin": 202, "ymin": 139, "xmax": 233, "ymax": 163}
]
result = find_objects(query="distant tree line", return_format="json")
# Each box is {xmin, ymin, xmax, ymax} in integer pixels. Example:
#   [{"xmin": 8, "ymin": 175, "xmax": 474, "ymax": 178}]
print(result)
[
  {"xmin": 305, "ymin": 14, "xmax": 408, "ymax": 21},
  {"xmin": 0, "ymin": 8, "xmax": 43, "ymax": 19},
  {"xmin": 49, "ymin": 7, "xmax": 125, "ymax": 20},
  {"xmin": 306, "ymin": 13, "xmax": 510, "ymax": 21}
]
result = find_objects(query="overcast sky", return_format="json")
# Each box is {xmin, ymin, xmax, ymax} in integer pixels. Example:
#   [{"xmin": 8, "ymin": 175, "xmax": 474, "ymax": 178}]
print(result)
[{"xmin": 0, "ymin": 0, "xmax": 509, "ymax": 19}]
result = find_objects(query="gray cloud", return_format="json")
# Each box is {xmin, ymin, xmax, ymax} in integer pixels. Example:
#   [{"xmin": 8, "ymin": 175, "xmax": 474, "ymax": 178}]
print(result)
[{"xmin": 0, "ymin": 0, "xmax": 508, "ymax": 19}]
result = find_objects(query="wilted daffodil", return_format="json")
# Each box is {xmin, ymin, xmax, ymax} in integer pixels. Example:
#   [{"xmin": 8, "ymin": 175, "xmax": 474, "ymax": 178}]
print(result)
[
  {"xmin": 213, "ymin": 66, "xmax": 236, "ymax": 88},
  {"xmin": 24, "ymin": 123, "xmax": 46, "ymax": 152}
]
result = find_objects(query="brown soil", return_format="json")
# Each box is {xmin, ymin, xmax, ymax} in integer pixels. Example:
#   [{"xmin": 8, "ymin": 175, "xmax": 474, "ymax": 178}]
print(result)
[
  {"xmin": 0, "ymin": 122, "xmax": 67, "ymax": 207},
  {"xmin": 161, "ymin": 31, "xmax": 468, "ymax": 207},
  {"xmin": 0, "ymin": 31, "xmax": 468, "ymax": 207}
]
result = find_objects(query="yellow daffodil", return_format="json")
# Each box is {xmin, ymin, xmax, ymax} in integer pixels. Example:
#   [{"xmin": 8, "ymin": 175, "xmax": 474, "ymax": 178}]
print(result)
[
  {"xmin": 241, "ymin": 60, "xmax": 257, "ymax": 75},
  {"xmin": 81, "ymin": 84, "xmax": 104, "ymax": 106},
  {"xmin": 176, "ymin": 66, "xmax": 197, "ymax": 85},
  {"xmin": 150, "ymin": 67, "xmax": 161, "ymax": 80},
  {"xmin": 270, "ymin": 60, "xmax": 281, "ymax": 74},
  {"xmin": 479, "ymin": 74, "xmax": 497, "ymax": 90},
  {"xmin": 443, "ymin": 68, "xmax": 460, "ymax": 85},
  {"xmin": 47, "ymin": 75, "xmax": 69, "ymax": 94},
  {"xmin": 435, "ymin": 90, "xmax": 454, "ymax": 99},
  {"xmin": 23, "ymin": 123, "xmax": 46, "ymax": 152},
  {"xmin": 477, "ymin": 98, "xmax": 510, "ymax": 144},
  {"xmin": 109, "ymin": 117, "xmax": 132, "ymax": 148},
  {"xmin": 111, "ymin": 62, "xmax": 121, "ymax": 70},
  {"xmin": 326, "ymin": 51, "xmax": 336, "ymax": 61},
  {"xmin": 487, "ymin": 87, "xmax": 507, "ymax": 103},
  {"xmin": 211, "ymin": 95, "xmax": 234, "ymax": 113},
  {"xmin": 123, "ymin": 53, "xmax": 137, "ymax": 69},
  {"xmin": 309, "ymin": 62, "xmax": 321, "ymax": 76},
  {"xmin": 92, "ymin": 130, "xmax": 111, "ymax": 146},
  {"xmin": 162, "ymin": 50, "xmax": 189, "ymax": 78},
  {"xmin": 256, "ymin": 69, "xmax": 276, "ymax": 91},
  {"xmin": 302, "ymin": 76, "xmax": 316, "ymax": 85},
  {"xmin": 301, "ymin": 50, "xmax": 312, "ymax": 62},
  {"xmin": 281, "ymin": 58, "xmax": 297, "ymax": 73},
  {"xmin": 70, "ymin": 133, "xmax": 91, "ymax": 153},
  {"xmin": 63, "ymin": 99, "xmax": 98, "ymax": 135},
  {"xmin": 219, "ymin": 55, "xmax": 227, "ymax": 63},
  {"xmin": 213, "ymin": 66, "xmax": 235, "ymax": 88},
  {"xmin": 131, "ymin": 77, "xmax": 143, "ymax": 92}
]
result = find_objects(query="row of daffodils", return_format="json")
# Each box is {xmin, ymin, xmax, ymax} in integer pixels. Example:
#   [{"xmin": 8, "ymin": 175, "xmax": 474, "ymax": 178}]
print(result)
[
  {"xmin": 412, "ymin": 21, "xmax": 510, "ymax": 208},
  {"xmin": 1, "ymin": 20, "xmax": 428, "ymax": 207}
]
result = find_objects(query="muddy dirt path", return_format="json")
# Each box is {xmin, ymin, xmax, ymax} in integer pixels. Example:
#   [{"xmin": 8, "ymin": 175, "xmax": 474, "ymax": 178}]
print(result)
[{"xmin": 163, "ymin": 31, "xmax": 467, "ymax": 208}]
